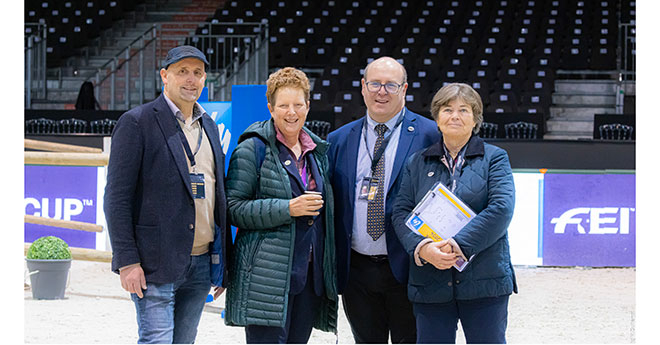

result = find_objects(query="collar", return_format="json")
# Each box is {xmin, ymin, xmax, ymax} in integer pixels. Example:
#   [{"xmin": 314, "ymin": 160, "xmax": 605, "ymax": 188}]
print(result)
[
  {"xmin": 423, "ymin": 133, "xmax": 485, "ymax": 158},
  {"xmin": 365, "ymin": 107, "xmax": 405, "ymax": 134},
  {"xmin": 163, "ymin": 93, "xmax": 206, "ymax": 125},
  {"xmin": 442, "ymin": 141, "xmax": 468, "ymax": 162},
  {"xmin": 274, "ymin": 125, "xmax": 318, "ymax": 158}
]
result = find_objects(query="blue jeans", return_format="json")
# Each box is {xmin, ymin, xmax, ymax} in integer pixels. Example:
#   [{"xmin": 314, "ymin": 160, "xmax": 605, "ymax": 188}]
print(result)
[
  {"xmin": 413, "ymin": 295, "xmax": 510, "ymax": 344},
  {"xmin": 131, "ymin": 254, "xmax": 211, "ymax": 344}
]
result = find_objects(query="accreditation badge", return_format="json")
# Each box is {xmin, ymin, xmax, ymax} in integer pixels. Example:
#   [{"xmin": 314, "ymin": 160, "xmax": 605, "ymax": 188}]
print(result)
[
  {"xmin": 358, "ymin": 177, "xmax": 380, "ymax": 201},
  {"xmin": 190, "ymin": 173, "xmax": 206, "ymax": 199}
]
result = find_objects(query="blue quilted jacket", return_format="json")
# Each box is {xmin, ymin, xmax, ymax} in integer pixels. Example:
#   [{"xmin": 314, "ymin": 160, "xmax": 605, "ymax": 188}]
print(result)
[
  {"xmin": 392, "ymin": 134, "xmax": 518, "ymax": 303},
  {"xmin": 224, "ymin": 119, "xmax": 338, "ymax": 332}
]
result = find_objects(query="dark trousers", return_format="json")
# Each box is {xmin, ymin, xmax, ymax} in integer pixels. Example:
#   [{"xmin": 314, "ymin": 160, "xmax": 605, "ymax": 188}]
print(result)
[
  {"xmin": 342, "ymin": 250, "xmax": 416, "ymax": 344},
  {"xmin": 245, "ymin": 264, "xmax": 322, "ymax": 344},
  {"xmin": 413, "ymin": 295, "xmax": 510, "ymax": 344}
]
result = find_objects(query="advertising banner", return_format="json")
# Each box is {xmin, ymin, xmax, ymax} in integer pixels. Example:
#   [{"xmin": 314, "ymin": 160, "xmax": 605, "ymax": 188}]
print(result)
[
  {"xmin": 24, "ymin": 166, "xmax": 98, "ymax": 249},
  {"xmin": 201, "ymin": 85, "xmax": 270, "ymax": 241},
  {"xmin": 200, "ymin": 85, "xmax": 270, "ymax": 172},
  {"xmin": 508, "ymin": 172, "xmax": 544, "ymax": 266},
  {"xmin": 199, "ymin": 101, "xmax": 232, "ymax": 170},
  {"xmin": 542, "ymin": 173, "xmax": 636, "ymax": 267}
]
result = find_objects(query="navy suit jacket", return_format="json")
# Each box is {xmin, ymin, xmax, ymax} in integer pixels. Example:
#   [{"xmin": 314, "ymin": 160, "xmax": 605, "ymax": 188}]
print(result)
[
  {"xmin": 104, "ymin": 94, "xmax": 230, "ymax": 286},
  {"xmin": 327, "ymin": 108, "xmax": 440, "ymax": 292}
]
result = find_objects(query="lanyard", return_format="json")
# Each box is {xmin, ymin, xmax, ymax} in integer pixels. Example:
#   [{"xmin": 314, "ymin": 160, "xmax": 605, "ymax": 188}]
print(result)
[
  {"xmin": 442, "ymin": 143, "xmax": 467, "ymax": 193},
  {"xmin": 177, "ymin": 121, "xmax": 204, "ymax": 172},
  {"xmin": 362, "ymin": 110, "xmax": 405, "ymax": 174},
  {"xmin": 300, "ymin": 156, "xmax": 308, "ymax": 188}
]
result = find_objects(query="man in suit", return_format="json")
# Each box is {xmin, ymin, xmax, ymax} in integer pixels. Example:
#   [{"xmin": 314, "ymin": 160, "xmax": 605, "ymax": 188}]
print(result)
[
  {"xmin": 327, "ymin": 56, "xmax": 440, "ymax": 343},
  {"xmin": 104, "ymin": 46, "xmax": 230, "ymax": 344}
]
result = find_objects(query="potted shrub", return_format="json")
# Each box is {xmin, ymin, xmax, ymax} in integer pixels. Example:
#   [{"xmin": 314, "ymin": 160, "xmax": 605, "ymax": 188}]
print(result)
[{"xmin": 25, "ymin": 236, "xmax": 72, "ymax": 300}]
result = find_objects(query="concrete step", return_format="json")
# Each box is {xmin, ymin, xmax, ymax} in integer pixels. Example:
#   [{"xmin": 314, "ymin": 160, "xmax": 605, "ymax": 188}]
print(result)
[
  {"xmin": 543, "ymin": 132, "xmax": 593, "ymax": 140},
  {"xmin": 547, "ymin": 111, "xmax": 594, "ymax": 121},
  {"xmin": 97, "ymin": 90, "xmax": 156, "ymax": 101},
  {"xmin": 546, "ymin": 119, "xmax": 594, "ymax": 132},
  {"xmin": 44, "ymin": 90, "xmax": 81, "ymax": 102},
  {"xmin": 46, "ymin": 78, "xmax": 88, "ymax": 90},
  {"xmin": 550, "ymin": 106, "xmax": 616, "ymax": 118},
  {"xmin": 554, "ymin": 80, "xmax": 619, "ymax": 94},
  {"xmin": 552, "ymin": 93, "xmax": 617, "ymax": 106},
  {"xmin": 29, "ymin": 100, "xmax": 74, "ymax": 110}
]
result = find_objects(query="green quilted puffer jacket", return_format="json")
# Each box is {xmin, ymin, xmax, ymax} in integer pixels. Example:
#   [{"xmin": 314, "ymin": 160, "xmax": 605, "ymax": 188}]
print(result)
[{"xmin": 224, "ymin": 119, "xmax": 338, "ymax": 333}]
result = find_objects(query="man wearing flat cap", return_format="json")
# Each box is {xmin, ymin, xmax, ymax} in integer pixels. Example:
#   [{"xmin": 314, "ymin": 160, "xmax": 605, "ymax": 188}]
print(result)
[{"xmin": 104, "ymin": 45, "xmax": 231, "ymax": 343}]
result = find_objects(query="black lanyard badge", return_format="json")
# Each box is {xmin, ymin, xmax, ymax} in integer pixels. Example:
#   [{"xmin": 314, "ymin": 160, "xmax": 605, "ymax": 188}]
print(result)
[
  {"xmin": 358, "ymin": 111, "xmax": 405, "ymax": 201},
  {"xmin": 178, "ymin": 122, "xmax": 206, "ymax": 199},
  {"xmin": 190, "ymin": 173, "xmax": 205, "ymax": 199}
]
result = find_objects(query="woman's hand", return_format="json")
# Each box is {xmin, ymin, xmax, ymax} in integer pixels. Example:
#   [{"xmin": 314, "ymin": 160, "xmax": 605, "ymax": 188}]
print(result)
[
  {"xmin": 419, "ymin": 240, "xmax": 458, "ymax": 270},
  {"xmin": 289, "ymin": 193, "xmax": 324, "ymax": 217}
]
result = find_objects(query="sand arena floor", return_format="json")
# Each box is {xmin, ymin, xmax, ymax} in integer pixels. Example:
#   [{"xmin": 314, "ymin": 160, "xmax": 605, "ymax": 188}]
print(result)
[{"xmin": 23, "ymin": 260, "xmax": 635, "ymax": 344}]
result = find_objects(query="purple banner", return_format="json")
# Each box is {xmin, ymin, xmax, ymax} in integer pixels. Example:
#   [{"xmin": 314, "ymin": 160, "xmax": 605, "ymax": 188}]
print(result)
[
  {"xmin": 543, "ymin": 173, "xmax": 636, "ymax": 267},
  {"xmin": 25, "ymin": 166, "xmax": 98, "ymax": 249}
]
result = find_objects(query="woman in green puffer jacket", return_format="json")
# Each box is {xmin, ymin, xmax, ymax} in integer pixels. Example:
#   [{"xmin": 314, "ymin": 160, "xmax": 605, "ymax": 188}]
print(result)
[{"xmin": 224, "ymin": 67, "xmax": 338, "ymax": 343}]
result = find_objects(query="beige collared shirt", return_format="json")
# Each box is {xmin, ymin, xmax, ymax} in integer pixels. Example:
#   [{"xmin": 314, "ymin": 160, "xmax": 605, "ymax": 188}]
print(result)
[{"xmin": 164, "ymin": 94, "xmax": 216, "ymax": 256}]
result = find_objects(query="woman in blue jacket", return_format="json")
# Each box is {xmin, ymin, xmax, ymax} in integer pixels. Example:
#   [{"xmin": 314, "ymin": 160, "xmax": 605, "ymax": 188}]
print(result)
[{"xmin": 392, "ymin": 83, "xmax": 517, "ymax": 343}]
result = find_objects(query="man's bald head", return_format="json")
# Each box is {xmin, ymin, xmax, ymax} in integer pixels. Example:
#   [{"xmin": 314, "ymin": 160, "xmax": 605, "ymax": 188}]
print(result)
[{"xmin": 363, "ymin": 57, "xmax": 408, "ymax": 85}]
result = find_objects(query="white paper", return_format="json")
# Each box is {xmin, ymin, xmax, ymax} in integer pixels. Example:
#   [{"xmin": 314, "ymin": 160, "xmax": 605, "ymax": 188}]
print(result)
[{"xmin": 406, "ymin": 181, "xmax": 477, "ymax": 271}]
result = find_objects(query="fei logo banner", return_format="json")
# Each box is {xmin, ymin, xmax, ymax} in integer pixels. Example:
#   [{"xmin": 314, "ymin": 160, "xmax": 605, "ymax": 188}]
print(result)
[{"xmin": 543, "ymin": 173, "xmax": 635, "ymax": 267}]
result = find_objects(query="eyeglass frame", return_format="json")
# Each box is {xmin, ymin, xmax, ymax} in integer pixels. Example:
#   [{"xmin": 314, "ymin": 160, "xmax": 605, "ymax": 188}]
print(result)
[{"xmin": 364, "ymin": 81, "xmax": 405, "ymax": 94}]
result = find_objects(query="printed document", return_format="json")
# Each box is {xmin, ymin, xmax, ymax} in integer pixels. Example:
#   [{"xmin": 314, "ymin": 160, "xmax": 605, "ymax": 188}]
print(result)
[{"xmin": 406, "ymin": 181, "xmax": 476, "ymax": 271}]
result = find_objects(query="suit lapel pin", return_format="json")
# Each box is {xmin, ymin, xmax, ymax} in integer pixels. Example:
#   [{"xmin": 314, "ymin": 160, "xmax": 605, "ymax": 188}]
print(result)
[
  {"xmin": 284, "ymin": 160, "xmax": 292, "ymax": 166},
  {"xmin": 427, "ymin": 171, "xmax": 435, "ymax": 177},
  {"xmin": 408, "ymin": 126, "xmax": 415, "ymax": 132}
]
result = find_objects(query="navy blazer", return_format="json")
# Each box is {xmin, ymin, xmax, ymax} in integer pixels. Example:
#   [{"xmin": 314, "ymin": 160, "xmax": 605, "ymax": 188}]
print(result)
[
  {"xmin": 327, "ymin": 108, "xmax": 440, "ymax": 292},
  {"xmin": 104, "ymin": 94, "xmax": 230, "ymax": 286}
]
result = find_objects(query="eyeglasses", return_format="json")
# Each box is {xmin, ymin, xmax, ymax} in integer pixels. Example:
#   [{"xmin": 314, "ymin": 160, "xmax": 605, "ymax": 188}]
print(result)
[{"xmin": 365, "ymin": 81, "xmax": 403, "ymax": 94}]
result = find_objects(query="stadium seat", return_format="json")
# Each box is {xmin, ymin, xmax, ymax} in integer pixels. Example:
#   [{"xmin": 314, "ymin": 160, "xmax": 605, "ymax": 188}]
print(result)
[
  {"xmin": 479, "ymin": 121, "xmax": 498, "ymax": 139},
  {"xmin": 505, "ymin": 121, "xmax": 538, "ymax": 139},
  {"xmin": 598, "ymin": 123, "xmax": 634, "ymax": 140}
]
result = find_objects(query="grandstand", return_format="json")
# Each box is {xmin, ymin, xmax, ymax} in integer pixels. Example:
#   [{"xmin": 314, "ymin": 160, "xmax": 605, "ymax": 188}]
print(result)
[{"xmin": 25, "ymin": 0, "xmax": 635, "ymax": 140}]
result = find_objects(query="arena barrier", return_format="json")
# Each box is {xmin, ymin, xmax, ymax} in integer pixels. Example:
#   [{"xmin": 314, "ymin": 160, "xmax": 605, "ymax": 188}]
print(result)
[{"xmin": 24, "ymin": 139, "xmax": 111, "ymax": 263}]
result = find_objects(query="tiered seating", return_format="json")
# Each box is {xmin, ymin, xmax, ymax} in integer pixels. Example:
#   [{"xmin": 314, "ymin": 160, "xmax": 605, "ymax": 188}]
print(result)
[
  {"xmin": 94, "ymin": 0, "xmax": 630, "ymax": 130},
  {"xmin": 25, "ymin": 0, "xmax": 142, "ymax": 67}
]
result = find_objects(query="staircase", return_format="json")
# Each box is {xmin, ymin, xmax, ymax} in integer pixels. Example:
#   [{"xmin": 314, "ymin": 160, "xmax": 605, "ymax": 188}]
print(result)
[
  {"xmin": 544, "ymin": 80, "xmax": 618, "ymax": 140},
  {"xmin": 30, "ymin": 0, "xmax": 223, "ymax": 111}
]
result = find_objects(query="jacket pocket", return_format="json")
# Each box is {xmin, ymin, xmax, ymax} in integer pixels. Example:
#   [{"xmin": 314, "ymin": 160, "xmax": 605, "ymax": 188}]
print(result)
[
  {"xmin": 246, "ymin": 233, "xmax": 265, "ymax": 273},
  {"xmin": 408, "ymin": 263, "xmax": 439, "ymax": 286},
  {"xmin": 135, "ymin": 224, "xmax": 160, "ymax": 274}
]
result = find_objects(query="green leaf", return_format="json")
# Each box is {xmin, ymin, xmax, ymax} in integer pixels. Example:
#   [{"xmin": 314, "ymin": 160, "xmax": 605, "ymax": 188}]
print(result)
[{"xmin": 26, "ymin": 236, "xmax": 72, "ymax": 260}]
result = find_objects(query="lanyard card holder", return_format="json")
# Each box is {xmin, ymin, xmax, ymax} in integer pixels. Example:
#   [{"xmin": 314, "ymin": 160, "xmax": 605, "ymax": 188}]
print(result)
[
  {"xmin": 190, "ymin": 173, "xmax": 205, "ymax": 199},
  {"xmin": 358, "ymin": 177, "xmax": 380, "ymax": 201}
]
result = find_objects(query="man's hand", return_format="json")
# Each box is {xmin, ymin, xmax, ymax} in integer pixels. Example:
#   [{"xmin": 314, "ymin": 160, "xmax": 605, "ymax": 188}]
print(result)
[
  {"xmin": 119, "ymin": 264, "xmax": 147, "ymax": 298},
  {"xmin": 419, "ymin": 240, "xmax": 458, "ymax": 270},
  {"xmin": 212, "ymin": 286, "xmax": 226, "ymax": 299},
  {"xmin": 289, "ymin": 194, "xmax": 324, "ymax": 217}
]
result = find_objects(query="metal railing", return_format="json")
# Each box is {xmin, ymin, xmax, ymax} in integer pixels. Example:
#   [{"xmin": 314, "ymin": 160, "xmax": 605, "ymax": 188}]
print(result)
[
  {"xmin": 615, "ymin": 22, "xmax": 635, "ymax": 113},
  {"xmin": 25, "ymin": 23, "xmax": 48, "ymax": 108},
  {"xmin": 89, "ymin": 21, "xmax": 269, "ymax": 110},
  {"xmin": 618, "ymin": 23, "xmax": 636, "ymax": 81},
  {"xmin": 171, "ymin": 21, "xmax": 269, "ymax": 101},
  {"xmin": 88, "ymin": 25, "xmax": 159, "ymax": 111}
]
